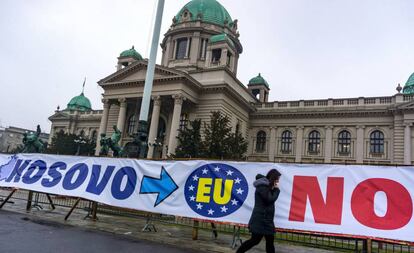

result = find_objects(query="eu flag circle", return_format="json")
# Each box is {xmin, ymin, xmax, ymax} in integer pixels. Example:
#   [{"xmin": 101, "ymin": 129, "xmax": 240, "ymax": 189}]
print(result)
[{"xmin": 184, "ymin": 163, "xmax": 248, "ymax": 218}]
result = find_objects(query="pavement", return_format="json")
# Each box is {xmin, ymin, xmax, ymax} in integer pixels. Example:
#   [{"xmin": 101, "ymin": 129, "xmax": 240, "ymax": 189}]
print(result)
[
  {"xmin": 0, "ymin": 191, "xmax": 337, "ymax": 253},
  {"xmin": 0, "ymin": 210, "xmax": 199, "ymax": 253}
]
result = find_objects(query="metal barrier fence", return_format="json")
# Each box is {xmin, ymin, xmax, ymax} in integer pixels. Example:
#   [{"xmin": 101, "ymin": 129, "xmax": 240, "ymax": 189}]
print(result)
[{"xmin": 1, "ymin": 188, "xmax": 413, "ymax": 253}]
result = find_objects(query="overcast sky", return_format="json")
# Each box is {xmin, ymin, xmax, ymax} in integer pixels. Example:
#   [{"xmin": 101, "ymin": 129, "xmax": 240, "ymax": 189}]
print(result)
[{"xmin": 0, "ymin": 0, "xmax": 413, "ymax": 132}]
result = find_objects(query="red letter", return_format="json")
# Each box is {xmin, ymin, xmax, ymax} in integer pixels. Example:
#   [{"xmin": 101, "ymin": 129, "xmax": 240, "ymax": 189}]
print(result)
[
  {"xmin": 351, "ymin": 178, "xmax": 413, "ymax": 230},
  {"xmin": 289, "ymin": 176, "xmax": 344, "ymax": 225}
]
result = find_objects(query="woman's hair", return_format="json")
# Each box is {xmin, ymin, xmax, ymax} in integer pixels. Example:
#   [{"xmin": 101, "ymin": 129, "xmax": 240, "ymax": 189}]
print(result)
[{"xmin": 266, "ymin": 169, "xmax": 281, "ymax": 185}]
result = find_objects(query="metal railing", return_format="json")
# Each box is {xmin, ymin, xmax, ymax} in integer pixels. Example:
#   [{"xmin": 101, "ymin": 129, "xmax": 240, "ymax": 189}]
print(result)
[{"xmin": 1, "ymin": 188, "xmax": 413, "ymax": 252}]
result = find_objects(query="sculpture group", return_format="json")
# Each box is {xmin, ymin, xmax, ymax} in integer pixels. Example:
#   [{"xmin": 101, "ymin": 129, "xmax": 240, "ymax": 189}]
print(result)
[
  {"xmin": 99, "ymin": 125, "xmax": 124, "ymax": 157},
  {"xmin": 21, "ymin": 125, "xmax": 45, "ymax": 153}
]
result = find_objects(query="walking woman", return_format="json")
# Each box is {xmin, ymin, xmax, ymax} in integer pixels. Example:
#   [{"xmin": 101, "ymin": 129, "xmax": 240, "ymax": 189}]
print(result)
[{"xmin": 237, "ymin": 169, "xmax": 281, "ymax": 253}]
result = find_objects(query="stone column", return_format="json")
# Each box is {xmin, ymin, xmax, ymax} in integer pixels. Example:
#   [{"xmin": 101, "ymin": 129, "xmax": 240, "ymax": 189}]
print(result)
[
  {"xmin": 95, "ymin": 99, "xmax": 111, "ymax": 156},
  {"xmin": 259, "ymin": 90, "xmax": 265, "ymax": 103},
  {"xmin": 172, "ymin": 40, "xmax": 177, "ymax": 60},
  {"xmin": 404, "ymin": 123, "xmax": 412, "ymax": 165},
  {"xmin": 189, "ymin": 32, "xmax": 200, "ymax": 64},
  {"xmin": 167, "ymin": 94, "xmax": 184, "ymax": 156},
  {"xmin": 116, "ymin": 98, "xmax": 127, "ymax": 133},
  {"xmin": 147, "ymin": 96, "xmax": 162, "ymax": 159},
  {"xmin": 220, "ymin": 49, "xmax": 228, "ymax": 66},
  {"xmin": 295, "ymin": 126, "xmax": 304, "ymax": 163},
  {"xmin": 201, "ymin": 39, "xmax": 207, "ymax": 59},
  {"xmin": 324, "ymin": 126, "xmax": 333, "ymax": 163},
  {"xmin": 185, "ymin": 38, "xmax": 191, "ymax": 58},
  {"xmin": 356, "ymin": 125, "xmax": 365, "ymax": 164},
  {"xmin": 268, "ymin": 127, "xmax": 277, "ymax": 162}
]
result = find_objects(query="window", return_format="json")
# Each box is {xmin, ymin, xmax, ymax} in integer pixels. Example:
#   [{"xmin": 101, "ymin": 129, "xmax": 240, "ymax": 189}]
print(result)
[
  {"xmin": 175, "ymin": 38, "xmax": 188, "ymax": 59},
  {"xmin": 281, "ymin": 130, "xmax": 292, "ymax": 153},
  {"xmin": 256, "ymin": 131, "xmax": 266, "ymax": 152},
  {"xmin": 127, "ymin": 115, "xmax": 136, "ymax": 135},
  {"xmin": 370, "ymin": 130, "xmax": 384, "ymax": 154},
  {"xmin": 179, "ymin": 113, "xmax": 188, "ymax": 130},
  {"xmin": 308, "ymin": 130, "xmax": 320, "ymax": 153},
  {"xmin": 338, "ymin": 130, "xmax": 351, "ymax": 154},
  {"xmin": 211, "ymin": 49, "xmax": 222, "ymax": 63}
]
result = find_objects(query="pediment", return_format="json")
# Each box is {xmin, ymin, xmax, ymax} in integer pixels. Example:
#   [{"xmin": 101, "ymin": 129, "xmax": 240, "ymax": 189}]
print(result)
[
  {"xmin": 99, "ymin": 61, "xmax": 184, "ymax": 85},
  {"xmin": 48, "ymin": 111, "xmax": 70, "ymax": 121}
]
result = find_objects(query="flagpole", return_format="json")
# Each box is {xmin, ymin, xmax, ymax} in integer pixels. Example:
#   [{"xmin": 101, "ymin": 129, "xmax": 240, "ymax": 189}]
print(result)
[{"xmin": 135, "ymin": 0, "xmax": 165, "ymax": 158}]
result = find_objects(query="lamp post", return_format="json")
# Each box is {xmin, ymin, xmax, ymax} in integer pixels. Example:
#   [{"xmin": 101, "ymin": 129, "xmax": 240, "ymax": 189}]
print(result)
[
  {"xmin": 134, "ymin": 0, "xmax": 165, "ymax": 158},
  {"xmin": 74, "ymin": 137, "xmax": 86, "ymax": 156}
]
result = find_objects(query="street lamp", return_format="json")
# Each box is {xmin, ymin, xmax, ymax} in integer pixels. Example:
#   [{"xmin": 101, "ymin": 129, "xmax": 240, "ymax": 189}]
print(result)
[{"xmin": 74, "ymin": 137, "xmax": 86, "ymax": 156}]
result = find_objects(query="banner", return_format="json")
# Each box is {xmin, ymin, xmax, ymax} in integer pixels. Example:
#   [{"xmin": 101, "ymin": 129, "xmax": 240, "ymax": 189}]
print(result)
[{"xmin": 0, "ymin": 153, "xmax": 413, "ymax": 242}]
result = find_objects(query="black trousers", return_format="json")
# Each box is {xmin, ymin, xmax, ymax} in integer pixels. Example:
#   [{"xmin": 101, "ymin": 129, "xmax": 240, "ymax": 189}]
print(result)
[{"xmin": 236, "ymin": 233, "xmax": 275, "ymax": 253}]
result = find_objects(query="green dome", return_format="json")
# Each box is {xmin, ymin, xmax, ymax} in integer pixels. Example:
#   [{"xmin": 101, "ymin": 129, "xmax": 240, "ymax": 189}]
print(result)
[
  {"xmin": 248, "ymin": 73, "xmax": 269, "ymax": 88},
  {"xmin": 119, "ymin": 46, "xmax": 143, "ymax": 60},
  {"xmin": 175, "ymin": 0, "xmax": 233, "ymax": 27},
  {"xmin": 67, "ymin": 93, "xmax": 92, "ymax": 111},
  {"xmin": 403, "ymin": 72, "xmax": 414, "ymax": 95}
]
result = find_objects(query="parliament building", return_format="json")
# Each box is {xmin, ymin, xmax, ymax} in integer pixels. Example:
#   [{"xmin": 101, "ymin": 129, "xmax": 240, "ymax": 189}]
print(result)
[{"xmin": 49, "ymin": 0, "xmax": 414, "ymax": 165}]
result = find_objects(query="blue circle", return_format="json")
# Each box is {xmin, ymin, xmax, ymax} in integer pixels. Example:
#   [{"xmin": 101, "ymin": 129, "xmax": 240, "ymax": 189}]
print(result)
[{"xmin": 184, "ymin": 163, "xmax": 248, "ymax": 218}]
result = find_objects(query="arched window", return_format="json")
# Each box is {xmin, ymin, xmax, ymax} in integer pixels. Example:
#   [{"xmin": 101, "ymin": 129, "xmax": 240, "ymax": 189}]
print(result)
[
  {"xmin": 127, "ymin": 115, "xmax": 136, "ymax": 135},
  {"xmin": 281, "ymin": 130, "xmax": 292, "ymax": 153},
  {"xmin": 370, "ymin": 130, "xmax": 384, "ymax": 154},
  {"xmin": 256, "ymin": 131, "xmax": 266, "ymax": 152},
  {"xmin": 308, "ymin": 130, "xmax": 320, "ymax": 153},
  {"xmin": 338, "ymin": 130, "xmax": 351, "ymax": 154}
]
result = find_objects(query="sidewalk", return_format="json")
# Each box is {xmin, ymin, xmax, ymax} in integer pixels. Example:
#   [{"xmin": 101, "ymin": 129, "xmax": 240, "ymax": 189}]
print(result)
[{"xmin": 0, "ymin": 195, "xmax": 337, "ymax": 253}]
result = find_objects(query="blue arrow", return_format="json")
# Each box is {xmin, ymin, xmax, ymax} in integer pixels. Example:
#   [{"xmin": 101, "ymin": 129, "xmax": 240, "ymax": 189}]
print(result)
[{"xmin": 139, "ymin": 166, "xmax": 179, "ymax": 207}]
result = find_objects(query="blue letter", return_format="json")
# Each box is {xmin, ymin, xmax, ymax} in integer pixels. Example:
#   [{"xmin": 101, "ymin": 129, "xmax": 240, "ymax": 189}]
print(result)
[
  {"xmin": 62, "ymin": 163, "xmax": 88, "ymax": 190},
  {"xmin": 6, "ymin": 159, "xmax": 31, "ymax": 183},
  {"xmin": 86, "ymin": 164, "xmax": 115, "ymax": 195},
  {"xmin": 111, "ymin": 166, "xmax": 137, "ymax": 200},
  {"xmin": 22, "ymin": 160, "xmax": 47, "ymax": 184},
  {"xmin": 41, "ymin": 162, "xmax": 67, "ymax": 188}
]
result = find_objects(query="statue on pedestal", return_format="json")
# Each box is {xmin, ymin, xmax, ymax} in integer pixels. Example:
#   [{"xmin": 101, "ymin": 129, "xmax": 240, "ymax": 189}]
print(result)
[
  {"xmin": 21, "ymin": 125, "xmax": 45, "ymax": 153},
  {"xmin": 99, "ymin": 133, "xmax": 110, "ymax": 156},
  {"xmin": 110, "ymin": 125, "xmax": 123, "ymax": 157},
  {"xmin": 99, "ymin": 125, "xmax": 124, "ymax": 157}
]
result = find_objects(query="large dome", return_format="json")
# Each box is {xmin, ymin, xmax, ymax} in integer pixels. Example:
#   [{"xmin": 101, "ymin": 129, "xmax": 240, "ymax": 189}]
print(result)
[
  {"xmin": 67, "ymin": 93, "xmax": 92, "ymax": 111},
  {"xmin": 402, "ymin": 72, "xmax": 414, "ymax": 95},
  {"xmin": 175, "ymin": 0, "xmax": 233, "ymax": 27}
]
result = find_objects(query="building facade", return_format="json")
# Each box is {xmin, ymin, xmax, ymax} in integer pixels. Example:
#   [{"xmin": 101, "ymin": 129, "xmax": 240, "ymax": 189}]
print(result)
[
  {"xmin": 49, "ymin": 0, "xmax": 414, "ymax": 165},
  {"xmin": 0, "ymin": 126, "xmax": 49, "ymax": 153}
]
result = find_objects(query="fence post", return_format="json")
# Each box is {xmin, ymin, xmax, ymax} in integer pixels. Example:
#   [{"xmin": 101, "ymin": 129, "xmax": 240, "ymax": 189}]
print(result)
[
  {"xmin": 362, "ymin": 239, "xmax": 372, "ymax": 253},
  {"xmin": 192, "ymin": 220, "xmax": 199, "ymax": 240},
  {"xmin": 26, "ymin": 191, "xmax": 33, "ymax": 212},
  {"xmin": 92, "ymin": 202, "xmax": 98, "ymax": 221}
]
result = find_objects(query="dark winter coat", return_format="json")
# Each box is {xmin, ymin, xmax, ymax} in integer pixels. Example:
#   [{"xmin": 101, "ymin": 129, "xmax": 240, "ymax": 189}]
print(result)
[{"xmin": 248, "ymin": 174, "xmax": 280, "ymax": 235}]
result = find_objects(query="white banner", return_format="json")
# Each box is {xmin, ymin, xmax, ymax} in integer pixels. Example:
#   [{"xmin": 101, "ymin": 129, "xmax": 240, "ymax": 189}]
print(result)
[{"xmin": 0, "ymin": 153, "xmax": 413, "ymax": 242}]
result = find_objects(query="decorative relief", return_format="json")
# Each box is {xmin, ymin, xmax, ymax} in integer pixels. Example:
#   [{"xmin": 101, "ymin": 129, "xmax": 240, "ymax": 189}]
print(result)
[
  {"xmin": 102, "ymin": 99, "xmax": 110, "ymax": 109},
  {"xmin": 118, "ymin": 98, "xmax": 127, "ymax": 107},
  {"xmin": 172, "ymin": 94, "xmax": 185, "ymax": 105},
  {"xmin": 153, "ymin": 96, "xmax": 162, "ymax": 106}
]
